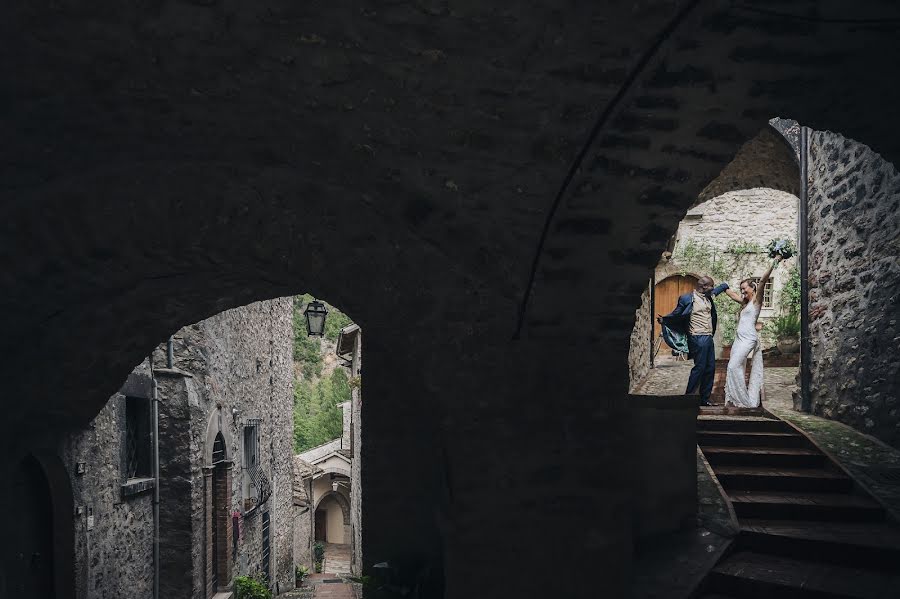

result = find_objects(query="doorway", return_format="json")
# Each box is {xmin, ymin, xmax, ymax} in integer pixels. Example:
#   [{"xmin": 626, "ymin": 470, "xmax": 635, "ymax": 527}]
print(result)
[
  {"xmin": 10, "ymin": 455, "xmax": 56, "ymax": 599},
  {"xmin": 315, "ymin": 508, "xmax": 327, "ymax": 542},
  {"xmin": 654, "ymin": 274, "xmax": 698, "ymax": 352}
]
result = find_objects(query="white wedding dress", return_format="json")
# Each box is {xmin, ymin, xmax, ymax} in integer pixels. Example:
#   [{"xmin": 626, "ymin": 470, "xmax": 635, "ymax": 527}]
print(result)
[{"xmin": 725, "ymin": 302, "xmax": 764, "ymax": 408}]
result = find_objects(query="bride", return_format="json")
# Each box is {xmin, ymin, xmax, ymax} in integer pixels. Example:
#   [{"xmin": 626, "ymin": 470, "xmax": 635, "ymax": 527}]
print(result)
[{"xmin": 723, "ymin": 256, "xmax": 782, "ymax": 408}]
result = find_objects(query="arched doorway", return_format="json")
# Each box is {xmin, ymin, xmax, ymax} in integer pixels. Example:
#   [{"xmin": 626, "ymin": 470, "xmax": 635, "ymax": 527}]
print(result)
[
  {"xmin": 314, "ymin": 492, "xmax": 350, "ymax": 544},
  {"xmin": 654, "ymin": 274, "xmax": 699, "ymax": 351},
  {"xmin": 10, "ymin": 455, "xmax": 55, "ymax": 599},
  {"xmin": 210, "ymin": 433, "xmax": 230, "ymax": 595}
]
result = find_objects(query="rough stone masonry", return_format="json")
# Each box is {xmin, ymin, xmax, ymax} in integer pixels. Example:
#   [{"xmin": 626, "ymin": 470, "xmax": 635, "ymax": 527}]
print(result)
[{"xmin": 806, "ymin": 131, "xmax": 900, "ymax": 448}]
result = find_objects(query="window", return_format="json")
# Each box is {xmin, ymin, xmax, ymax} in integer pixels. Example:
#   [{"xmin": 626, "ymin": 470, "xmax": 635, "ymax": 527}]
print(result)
[
  {"xmin": 242, "ymin": 420, "xmax": 271, "ymax": 512},
  {"xmin": 124, "ymin": 396, "xmax": 152, "ymax": 480},
  {"xmin": 749, "ymin": 278, "xmax": 774, "ymax": 309}
]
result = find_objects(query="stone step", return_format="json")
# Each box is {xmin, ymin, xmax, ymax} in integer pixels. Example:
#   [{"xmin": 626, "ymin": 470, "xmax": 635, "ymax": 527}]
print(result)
[
  {"xmin": 702, "ymin": 446, "xmax": 825, "ymax": 468},
  {"xmin": 697, "ymin": 430, "xmax": 809, "ymax": 448},
  {"xmin": 714, "ymin": 466, "xmax": 852, "ymax": 493},
  {"xmin": 706, "ymin": 550, "xmax": 900, "ymax": 598},
  {"xmin": 740, "ymin": 519, "xmax": 900, "ymax": 571},
  {"xmin": 696, "ymin": 417, "xmax": 793, "ymax": 433},
  {"xmin": 729, "ymin": 491, "xmax": 885, "ymax": 522}
]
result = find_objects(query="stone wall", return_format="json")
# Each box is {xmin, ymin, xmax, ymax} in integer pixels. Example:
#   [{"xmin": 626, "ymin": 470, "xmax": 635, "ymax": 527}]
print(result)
[
  {"xmin": 628, "ymin": 284, "xmax": 653, "ymax": 392},
  {"xmin": 64, "ymin": 298, "xmax": 295, "ymax": 599},
  {"xmin": 806, "ymin": 131, "xmax": 900, "ymax": 448},
  {"xmin": 156, "ymin": 297, "xmax": 296, "ymax": 595},
  {"xmin": 696, "ymin": 127, "xmax": 800, "ymax": 204},
  {"xmin": 62, "ymin": 360, "xmax": 155, "ymax": 599}
]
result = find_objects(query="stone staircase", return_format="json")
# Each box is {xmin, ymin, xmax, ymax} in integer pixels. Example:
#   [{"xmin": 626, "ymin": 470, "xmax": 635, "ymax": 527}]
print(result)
[{"xmin": 696, "ymin": 415, "xmax": 900, "ymax": 598}]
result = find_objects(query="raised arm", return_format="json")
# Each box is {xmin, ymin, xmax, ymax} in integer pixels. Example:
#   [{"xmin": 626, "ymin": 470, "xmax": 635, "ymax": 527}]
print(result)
[
  {"xmin": 754, "ymin": 257, "xmax": 782, "ymax": 308},
  {"xmin": 722, "ymin": 287, "xmax": 744, "ymax": 304}
]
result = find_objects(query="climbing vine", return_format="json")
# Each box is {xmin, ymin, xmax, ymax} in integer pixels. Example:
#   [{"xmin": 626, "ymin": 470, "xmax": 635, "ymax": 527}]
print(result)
[{"xmin": 673, "ymin": 239, "xmax": 768, "ymax": 346}]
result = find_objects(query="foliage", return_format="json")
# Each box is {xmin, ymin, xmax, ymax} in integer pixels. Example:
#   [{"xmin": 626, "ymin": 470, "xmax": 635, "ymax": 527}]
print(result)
[
  {"xmin": 314, "ymin": 561, "xmax": 323, "ymax": 574},
  {"xmin": 714, "ymin": 293, "xmax": 740, "ymax": 346},
  {"xmin": 325, "ymin": 308, "xmax": 353, "ymax": 341},
  {"xmin": 234, "ymin": 575, "xmax": 271, "ymax": 599},
  {"xmin": 296, "ymin": 564, "xmax": 309, "ymax": 583},
  {"xmin": 675, "ymin": 239, "xmax": 772, "ymax": 284},
  {"xmin": 293, "ymin": 368, "xmax": 351, "ymax": 452},
  {"xmin": 779, "ymin": 266, "xmax": 802, "ymax": 315},
  {"xmin": 292, "ymin": 294, "xmax": 356, "ymax": 452},
  {"xmin": 674, "ymin": 239, "xmax": 729, "ymax": 280},
  {"xmin": 314, "ymin": 541, "xmax": 326, "ymax": 562},
  {"xmin": 724, "ymin": 240, "xmax": 764, "ymax": 255},
  {"xmin": 766, "ymin": 312, "xmax": 801, "ymax": 340}
]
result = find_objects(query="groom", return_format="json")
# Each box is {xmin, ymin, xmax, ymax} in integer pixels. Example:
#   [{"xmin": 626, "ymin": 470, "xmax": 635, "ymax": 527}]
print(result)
[{"xmin": 657, "ymin": 276, "xmax": 730, "ymax": 406}]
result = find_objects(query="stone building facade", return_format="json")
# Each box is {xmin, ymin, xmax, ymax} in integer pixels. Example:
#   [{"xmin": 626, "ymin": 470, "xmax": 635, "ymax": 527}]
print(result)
[
  {"xmin": 295, "ymin": 322, "xmax": 362, "ymax": 575},
  {"xmin": 61, "ymin": 298, "xmax": 297, "ymax": 598},
  {"xmin": 62, "ymin": 360, "xmax": 156, "ymax": 599},
  {"xmin": 805, "ymin": 131, "xmax": 900, "ymax": 448}
]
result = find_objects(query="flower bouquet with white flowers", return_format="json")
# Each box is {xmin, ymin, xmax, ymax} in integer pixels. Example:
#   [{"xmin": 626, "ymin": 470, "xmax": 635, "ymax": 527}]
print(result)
[{"xmin": 767, "ymin": 238, "xmax": 796, "ymax": 260}]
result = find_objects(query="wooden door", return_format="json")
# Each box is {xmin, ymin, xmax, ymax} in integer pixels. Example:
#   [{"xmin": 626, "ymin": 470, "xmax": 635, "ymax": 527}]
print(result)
[
  {"xmin": 654, "ymin": 275, "xmax": 698, "ymax": 350},
  {"xmin": 315, "ymin": 508, "xmax": 327, "ymax": 542}
]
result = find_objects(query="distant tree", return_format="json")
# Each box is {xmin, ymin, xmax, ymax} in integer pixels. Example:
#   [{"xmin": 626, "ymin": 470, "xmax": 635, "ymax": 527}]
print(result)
[{"xmin": 292, "ymin": 295, "xmax": 355, "ymax": 452}]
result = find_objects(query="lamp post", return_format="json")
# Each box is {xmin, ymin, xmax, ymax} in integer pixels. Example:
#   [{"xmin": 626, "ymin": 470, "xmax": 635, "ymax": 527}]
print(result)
[{"xmin": 304, "ymin": 300, "xmax": 328, "ymax": 337}]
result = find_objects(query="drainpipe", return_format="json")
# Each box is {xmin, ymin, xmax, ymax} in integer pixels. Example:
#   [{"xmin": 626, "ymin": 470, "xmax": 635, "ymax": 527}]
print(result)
[
  {"xmin": 799, "ymin": 126, "xmax": 812, "ymax": 412},
  {"xmin": 151, "ymin": 379, "xmax": 160, "ymax": 599},
  {"xmin": 649, "ymin": 278, "xmax": 655, "ymax": 370}
]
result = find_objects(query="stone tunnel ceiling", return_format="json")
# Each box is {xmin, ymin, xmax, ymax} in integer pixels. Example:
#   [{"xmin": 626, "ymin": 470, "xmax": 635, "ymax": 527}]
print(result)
[{"xmin": 2, "ymin": 1, "xmax": 900, "ymax": 433}]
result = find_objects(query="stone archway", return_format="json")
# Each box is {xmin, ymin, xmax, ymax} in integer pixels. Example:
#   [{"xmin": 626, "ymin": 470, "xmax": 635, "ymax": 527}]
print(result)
[
  {"xmin": 4, "ymin": 3, "xmax": 900, "ymax": 597},
  {"xmin": 202, "ymin": 409, "xmax": 234, "ymax": 597},
  {"xmin": 10, "ymin": 453, "xmax": 75, "ymax": 599},
  {"xmin": 314, "ymin": 490, "xmax": 352, "ymax": 545}
]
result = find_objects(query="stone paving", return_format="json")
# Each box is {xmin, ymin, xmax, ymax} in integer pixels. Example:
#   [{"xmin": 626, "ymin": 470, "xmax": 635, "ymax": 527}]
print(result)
[{"xmin": 279, "ymin": 545, "xmax": 355, "ymax": 599}]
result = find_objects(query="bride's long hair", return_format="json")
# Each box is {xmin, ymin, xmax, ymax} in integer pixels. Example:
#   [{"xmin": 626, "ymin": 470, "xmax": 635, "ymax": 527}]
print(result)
[{"xmin": 738, "ymin": 278, "xmax": 758, "ymax": 304}]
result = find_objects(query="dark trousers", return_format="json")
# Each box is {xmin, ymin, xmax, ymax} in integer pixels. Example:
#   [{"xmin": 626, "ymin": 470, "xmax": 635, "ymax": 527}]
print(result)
[{"xmin": 686, "ymin": 334, "xmax": 715, "ymax": 401}]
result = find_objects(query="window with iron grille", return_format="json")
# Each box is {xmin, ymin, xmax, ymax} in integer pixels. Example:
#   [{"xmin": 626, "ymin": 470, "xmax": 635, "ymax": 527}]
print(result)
[
  {"xmin": 242, "ymin": 420, "xmax": 271, "ymax": 511},
  {"xmin": 124, "ymin": 396, "xmax": 152, "ymax": 480}
]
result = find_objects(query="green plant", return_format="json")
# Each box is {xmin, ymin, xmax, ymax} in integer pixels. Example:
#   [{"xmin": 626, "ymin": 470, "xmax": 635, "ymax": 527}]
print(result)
[
  {"xmin": 296, "ymin": 564, "xmax": 309, "ymax": 585},
  {"xmin": 766, "ymin": 312, "xmax": 801, "ymax": 340},
  {"xmin": 675, "ymin": 239, "xmax": 728, "ymax": 280},
  {"xmin": 314, "ymin": 541, "xmax": 325, "ymax": 562},
  {"xmin": 314, "ymin": 560, "xmax": 323, "ymax": 574},
  {"xmin": 234, "ymin": 574, "xmax": 271, "ymax": 599},
  {"xmin": 779, "ymin": 266, "xmax": 801, "ymax": 314},
  {"xmin": 714, "ymin": 293, "xmax": 740, "ymax": 346}
]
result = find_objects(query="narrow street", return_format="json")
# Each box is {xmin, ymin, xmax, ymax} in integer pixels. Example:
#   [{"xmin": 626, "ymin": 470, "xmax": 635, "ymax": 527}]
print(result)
[{"xmin": 280, "ymin": 544, "xmax": 355, "ymax": 599}]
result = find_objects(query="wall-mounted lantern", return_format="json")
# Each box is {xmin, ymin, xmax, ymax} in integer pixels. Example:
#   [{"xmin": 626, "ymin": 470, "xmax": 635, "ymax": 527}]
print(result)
[{"xmin": 304, "ymin": 300, "xmax": 328, "ymax": 337}]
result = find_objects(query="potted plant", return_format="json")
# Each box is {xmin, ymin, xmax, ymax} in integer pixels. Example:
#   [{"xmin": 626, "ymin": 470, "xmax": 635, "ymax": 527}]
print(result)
[
  {"xmin": 314, "ymin": 541, "xmax": 325, "ymax": 573},
  {"xmin": 295, "ymin": 564, "xmax": 309, "ymax": 587},
  {"xmin": 767, "ymin": 312, "xmax": 801, "ymax": 355}
]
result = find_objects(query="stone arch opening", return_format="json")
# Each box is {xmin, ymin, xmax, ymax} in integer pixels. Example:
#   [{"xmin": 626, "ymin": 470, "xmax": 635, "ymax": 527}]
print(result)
[
  {"xmin": 4, "ymin": 3, "xmax": 900, "ymax": 596},
  {"xmin": 314, "ymin": 491, "xmax": 351, "ymax": 545},
  {"xmin": 10, "ymin": 453, "xmax": 75, "ymax": 599}
]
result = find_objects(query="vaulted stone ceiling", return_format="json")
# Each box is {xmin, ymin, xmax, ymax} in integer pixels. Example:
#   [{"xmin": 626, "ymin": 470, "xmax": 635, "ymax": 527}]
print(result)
[{"xmin": 2, "ymin": 1, "xmax": 899, "ymax": 437}]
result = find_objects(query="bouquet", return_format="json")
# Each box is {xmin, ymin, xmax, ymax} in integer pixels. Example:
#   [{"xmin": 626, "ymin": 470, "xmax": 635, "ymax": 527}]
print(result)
[{"xmin": 767, "ymin": 238, "xmax": 795, "ymax": 260}]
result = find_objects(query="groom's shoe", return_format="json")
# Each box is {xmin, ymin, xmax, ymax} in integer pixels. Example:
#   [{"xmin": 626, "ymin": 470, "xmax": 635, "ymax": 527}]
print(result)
[{"xmin": 700, "ymin": 399, "xmax": 712, "ymax": 406}]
